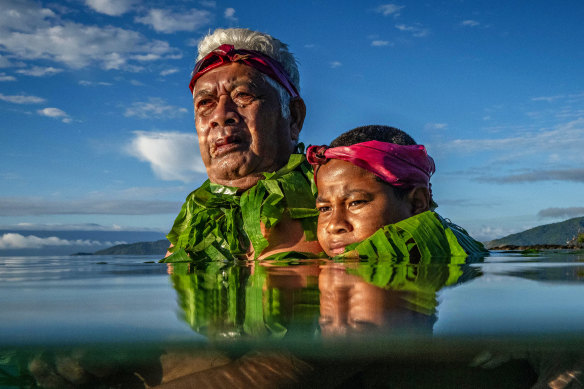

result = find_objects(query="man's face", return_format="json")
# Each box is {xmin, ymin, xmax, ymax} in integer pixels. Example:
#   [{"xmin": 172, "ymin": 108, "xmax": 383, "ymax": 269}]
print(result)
[
  {"xmin": 193, "ymin": 62, "xmax": 298, "ymax": 188},
  {"xmin": 316, "ymin": 159, "xmax": 413, "ymax": 257}
]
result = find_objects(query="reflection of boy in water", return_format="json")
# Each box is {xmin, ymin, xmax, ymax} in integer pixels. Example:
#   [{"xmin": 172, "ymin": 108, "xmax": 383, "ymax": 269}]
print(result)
[
  {"xmin": 307, "ymin": 125, "xmax": 487, "ymax": 259},
  {"xmin": 318, "ymin": 262, "xmax": 436, "ymax": 336}
]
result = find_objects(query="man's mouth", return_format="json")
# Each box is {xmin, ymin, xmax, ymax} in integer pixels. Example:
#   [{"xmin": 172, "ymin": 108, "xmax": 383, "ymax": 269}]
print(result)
[{"xmin": 213, "ymin": 135, "xmax": 246, "ymax": 157}]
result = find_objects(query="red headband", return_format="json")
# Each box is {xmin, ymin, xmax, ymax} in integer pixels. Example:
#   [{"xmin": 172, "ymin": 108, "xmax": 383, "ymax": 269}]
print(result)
[
  {"xmin": 188, "ymin": 44, "xmax": 299, "ymax": 98},
  {"xmin": 306, "ymin": 140, "xmax": 435, "ymax": 189}
]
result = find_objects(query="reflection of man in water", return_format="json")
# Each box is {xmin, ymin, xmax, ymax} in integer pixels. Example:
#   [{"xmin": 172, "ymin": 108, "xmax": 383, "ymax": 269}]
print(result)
[{"xmin": 165, "ymin": 28, "xmax": 321, "ymax": 261}]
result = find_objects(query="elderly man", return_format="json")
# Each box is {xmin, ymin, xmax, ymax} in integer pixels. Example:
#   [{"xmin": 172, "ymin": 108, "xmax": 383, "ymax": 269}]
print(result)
[{"xmin": 165, "ymin": 28, "xmax": 322, "ymax": 261}]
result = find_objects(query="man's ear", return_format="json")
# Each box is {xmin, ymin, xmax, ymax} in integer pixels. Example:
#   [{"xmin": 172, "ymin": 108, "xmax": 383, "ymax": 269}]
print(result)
[
  {"xmin": 289, "ymin": 97, "xmax": 306, "ymax": 141},
  {"xmin": 408, "ymin": 187, "xmax": 431, "ymax": 215}
]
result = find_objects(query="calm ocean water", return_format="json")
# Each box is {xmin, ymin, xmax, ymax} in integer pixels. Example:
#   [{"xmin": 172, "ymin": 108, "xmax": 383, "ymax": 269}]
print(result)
[{"xmin": 1, "ymin": 251, "xmax": 584, "ymax": 388}]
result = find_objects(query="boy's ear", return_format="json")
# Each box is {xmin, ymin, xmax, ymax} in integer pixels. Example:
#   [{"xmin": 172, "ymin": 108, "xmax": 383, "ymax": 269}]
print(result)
[
  {"xmin": 289, "ymin": 97, "xmax": 306, "ymax": 141},
  {"xmin": 408, "ymin": 187, "xmax": 431, "ymax": 215}
]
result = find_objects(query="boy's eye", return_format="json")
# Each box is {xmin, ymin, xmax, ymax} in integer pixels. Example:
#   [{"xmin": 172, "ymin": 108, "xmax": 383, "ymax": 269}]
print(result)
[{"xmin": 349, "ymin": 199, "xmax": 367, "ymax": 207}]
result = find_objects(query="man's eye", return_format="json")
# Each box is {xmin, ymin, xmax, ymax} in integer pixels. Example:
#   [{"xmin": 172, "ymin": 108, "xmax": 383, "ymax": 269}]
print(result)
[
  {"xmin": 317, "ymin": 205, "xmax": 331, "ymax": 213},
  {"xmin": 234, "ymin": 92, "xmax": 255, "ymax": 103},
  {"xmin": 197, "ymin": 98, "xmax": 213, "ymax": 107}
]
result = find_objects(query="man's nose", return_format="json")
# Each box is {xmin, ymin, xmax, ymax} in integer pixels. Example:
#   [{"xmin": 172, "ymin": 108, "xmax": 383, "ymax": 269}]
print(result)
[
  {"xmin": 210, "ymin": 95, "xmax": 239, "ymax": 128},
  {"xmin": 326, "ymin": 208, "xmax": 352, "ymax": 234}
]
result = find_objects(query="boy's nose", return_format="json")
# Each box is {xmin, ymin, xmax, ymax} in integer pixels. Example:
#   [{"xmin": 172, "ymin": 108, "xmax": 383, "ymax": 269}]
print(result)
[{"xmin": 326, "ymin": 209, "xmax": 353, "ymax": 234}]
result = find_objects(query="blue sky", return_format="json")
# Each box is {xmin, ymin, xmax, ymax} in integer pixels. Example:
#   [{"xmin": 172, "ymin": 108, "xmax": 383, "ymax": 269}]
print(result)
[{"xmin": 1, "ymin": 0, "xmax": 583, "ymax": 248}]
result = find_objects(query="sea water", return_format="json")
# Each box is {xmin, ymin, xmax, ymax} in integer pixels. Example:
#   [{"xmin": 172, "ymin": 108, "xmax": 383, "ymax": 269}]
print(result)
[{"xmin": 1, "ymin": 251, "xmax": 584, "ymax": 388}]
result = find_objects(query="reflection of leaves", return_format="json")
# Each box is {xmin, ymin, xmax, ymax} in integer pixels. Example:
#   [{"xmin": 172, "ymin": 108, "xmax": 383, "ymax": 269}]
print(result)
[{"xmin": 171, "ymin": 261, "xmax": 320, "ymax": 340}]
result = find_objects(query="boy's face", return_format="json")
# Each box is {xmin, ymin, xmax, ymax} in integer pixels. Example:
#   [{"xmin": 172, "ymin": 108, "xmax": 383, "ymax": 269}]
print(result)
[{"xmin": 316, "ymin": 159, "xmax": 413, "ymax": 257}]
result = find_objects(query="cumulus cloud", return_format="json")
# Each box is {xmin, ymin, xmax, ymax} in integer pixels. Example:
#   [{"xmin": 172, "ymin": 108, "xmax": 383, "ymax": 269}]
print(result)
[
  {"xmin": 224, "ymin": 7, "xmax": 237, "ymax": 21},
  {"xmin": 16, "ymin": 66, "xmax": 63, "ymax": 77},
  {"xmin": 330, "ymin": 61, "xmax": 342, "ymax": 68},
  {"xmin": 395, "ymin": 23, "xmax": 429, "ymax": 37},
  {"xmin": 0, "ymin": 197, "xmax": 181, "ymax": 216},
  {"xmin": 371, "ymin": 40, "xmax": 390, "ymax": 47},
  {"xmin": 126, "ymin": 131, "xmax": 206, "ymax": 182},
  {"xmin": 0, "ymin": 72, "xmax": 16, "ymax": 81},
  {"xmin": 537, "ymin": 207, "xmax": 584, "ymax": 219},
  {"xmin": 461, "ymin": 20, "xmax": 480, "ymax": 27},
  {"xmin": 0, "ymin": 233, "xmax": 125, "ymax": 249},
  {"xmin": 376, "ymin": 4, "xmax": 405, "ymax": 17},
  {"xmin": 0, "ymin": 93, "xmax": 45, "ymax": 104},
  {"xmin": 0, "ymin": 0, "xmax": 180, "ymax": 70},
  {"xmin": 135, "ymin": 8, "xmax": 211, "ymax": 33},
  {"xmin": 124, "ymin": 98, "xmax": 189, "ymax": 119},
  {"xmin": 37, "ymin": 107, "xmax": 71, "ymax": 123},
  {"xmin": 85, "ymin": 0, "xmax": 137, "ymax": 16}
]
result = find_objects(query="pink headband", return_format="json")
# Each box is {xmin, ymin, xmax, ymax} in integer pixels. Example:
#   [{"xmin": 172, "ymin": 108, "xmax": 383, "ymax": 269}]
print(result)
[
  {"xmin": 189, "ymin": 44, "xmax": 299, "ymax": 98},
  {"xmin": 306, "ymin": 140, "xmax": 435, "ymax": 189}
]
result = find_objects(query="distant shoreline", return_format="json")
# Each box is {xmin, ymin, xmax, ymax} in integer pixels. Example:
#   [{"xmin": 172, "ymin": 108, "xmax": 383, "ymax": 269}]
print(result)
[{"xmin": 489, "ymin": 244, "xmax": 580, "ymax": 251}]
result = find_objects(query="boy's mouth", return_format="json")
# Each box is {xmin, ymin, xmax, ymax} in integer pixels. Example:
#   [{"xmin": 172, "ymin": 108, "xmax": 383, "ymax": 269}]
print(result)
[{"xmin": 328, "ymin": 242, "xmax": 347, "ymax": 255}]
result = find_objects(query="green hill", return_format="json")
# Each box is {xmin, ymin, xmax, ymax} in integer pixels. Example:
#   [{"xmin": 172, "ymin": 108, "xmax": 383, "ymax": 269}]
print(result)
[
  {"xmin": 94, "ymin": 239, "xmax": 170, "ymax": 255},
  {"xmin": 486, "ymin": 217, "xmax": 584, "ymax": 249}
]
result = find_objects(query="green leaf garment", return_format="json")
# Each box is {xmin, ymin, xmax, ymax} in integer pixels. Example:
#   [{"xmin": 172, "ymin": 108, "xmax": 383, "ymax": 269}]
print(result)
[{"xmin": 164, "ymin": 153, "xmax": 319, "ymax": 262}]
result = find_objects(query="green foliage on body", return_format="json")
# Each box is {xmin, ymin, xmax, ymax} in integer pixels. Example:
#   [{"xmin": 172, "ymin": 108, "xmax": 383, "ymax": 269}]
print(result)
[{"xmin": 164, "ymin": 154, "xmax": 318, "ymax": 262}]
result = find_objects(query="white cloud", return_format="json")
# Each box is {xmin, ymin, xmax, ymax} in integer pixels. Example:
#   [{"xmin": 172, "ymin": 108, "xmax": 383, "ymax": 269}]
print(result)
[
  {"xmin": 16, "ymin": 66, "xmax": 63, "ymax": 77},
  {"xmin": 79, "ymin": 80, "xmax": 112, "ymax": 86},
  {"xmin": 0, "ymin": 233, "xmax": 125, "ymax": 249},
  {"xmin": 376, "ymin": 4, "xmax": 405, "ymax": 17},
  {"xmin": 127, "ymin": 131, "xmax": 206, "ymax": 182},
  {"xmin": 395, "ymin": 23, "xmax": 429, "ymax": 37},
  {"xmin": 135, "ymin": 8, "xmax": 211, "ymax": 33},
  {"xmin": 371, "ymin": 40, "xmax": 390, "ymax": 47},
  {"xmin": 85, "ymin": 0, "xmax": 137, "ymax": 16},
  {"xmin": 124, "ymin": 98, "xmax": 188, "ymax": 119},
  {"xmin": 425, "ymin": 123, "xmax": 448, "ymax": 130},
  {"xmin": 440, "ymin": 118, "xmax": 584, "ymax": 158},
  {"xmin": 0, "ymin": 0, "xmax": 56, "ymax": 33},
  {"xmin": 200, "ymin": 0, "xmax": 216, "ymax": 7},
  {"xmin": 330, "ymin": 61, "xmax": 342, "ymax": 68},
  {"xmin": 160, "ymin": 68, "xmax": 179, "ymax": 76},
  {"xmin": 0, "ymin": 93, "xmax": 45, "ymax": 104},
  {"xmin": 37, "ymin": 107, "xmax": 71, "ymax": 123},
  {"xmin": 0, "ymin": 72, "xmax": 16, "ymax": 81},
  {"xmin": 0, "ymin": 1, "xmax": 180, "ymax": 70},
  {"xmin": 224, "ymin": 7, "xmax": 237, "ymax": 21},
  {"xmin": 461, "ymin": 20, "xmax": 480, "ymax": 27}
]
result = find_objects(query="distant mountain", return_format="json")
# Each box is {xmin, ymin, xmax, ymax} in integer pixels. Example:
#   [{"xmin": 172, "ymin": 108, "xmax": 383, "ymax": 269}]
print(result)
[
  {"xmin": 94, "ymin": 240, "xmax": 170, "ymax": 255},
  {"xmin": 0, "ymin": 229, "xmax": 165, "ymax": 256},
  {"xmin": 486, "ymin": 216, "xmax": 584, "ymax": 249}
]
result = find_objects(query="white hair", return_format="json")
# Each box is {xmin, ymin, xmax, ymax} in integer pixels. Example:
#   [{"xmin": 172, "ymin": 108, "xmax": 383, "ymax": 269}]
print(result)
[
  {"xmin": 196, "ymin": 28, "xmax": 300, "ymax": 91},
  {"xmin": 193, "ymin": 28, "xmax": 298, "ymax": 119}
]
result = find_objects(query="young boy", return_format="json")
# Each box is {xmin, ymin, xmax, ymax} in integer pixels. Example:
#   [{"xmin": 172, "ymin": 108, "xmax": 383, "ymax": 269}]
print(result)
[{"xmin": 306, "ymin": 125, "xmax": 486, "ymax": 259}]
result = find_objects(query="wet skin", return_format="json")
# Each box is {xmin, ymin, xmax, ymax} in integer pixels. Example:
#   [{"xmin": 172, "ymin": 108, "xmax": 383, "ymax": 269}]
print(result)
[
  {"xmin": 315, "ymin": 160, "xmax": 414, "ymax": 257},
  {"xmin": 193, "ymin": 62, "xmax": 304, "ymax": 190}
]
